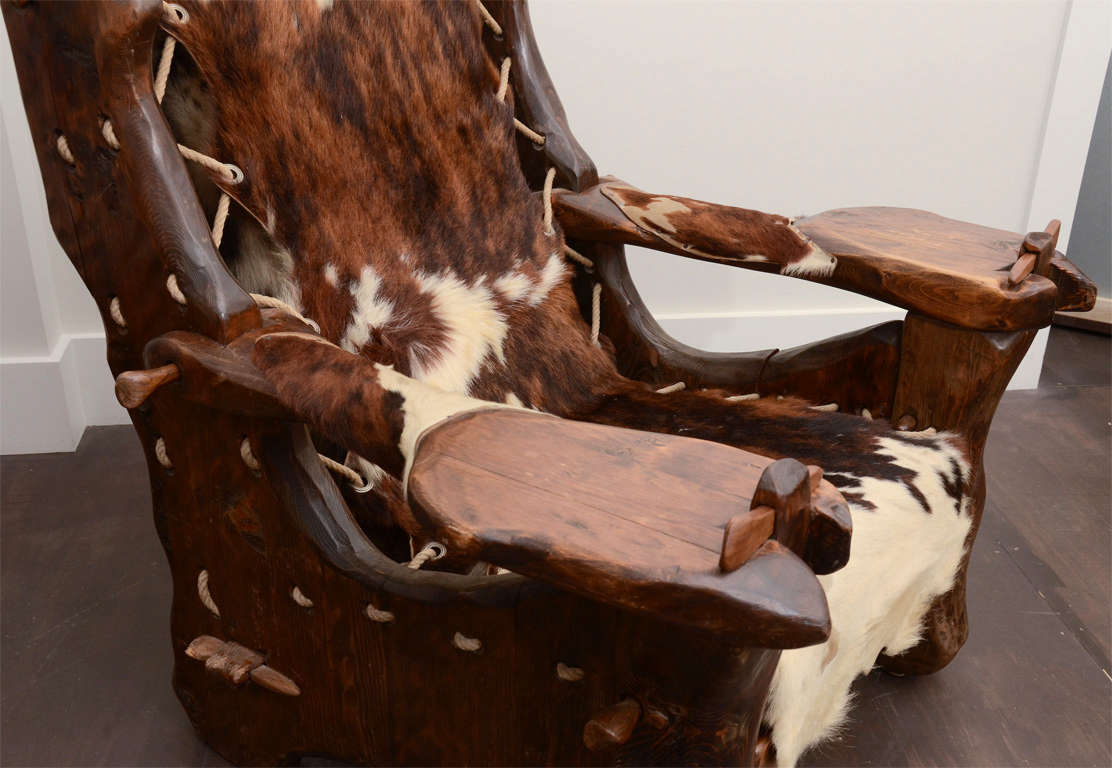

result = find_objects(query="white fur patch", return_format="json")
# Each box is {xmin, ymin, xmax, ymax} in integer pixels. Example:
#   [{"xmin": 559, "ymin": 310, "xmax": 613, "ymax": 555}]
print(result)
[
  {"xmin": 766, "ymin": 434, "xmax": 971, "ymax": 766},
  {"xmin": 341, "ymin": 265, "xmax": 395, "ymax": 353},
  {"xmin": 504, "ymin": 393, "xmax": 524, "ymax": 407},
  {"xmin": 526, "ymin": 251, "xmax": 567, "ymax": 307},
  {"xmin": 781, "ymin": 226, "xmax": 837, "ymax": 278},
  {"xmin": 410, "ymin": 269, "xmax": 508, "ymax": 394},
  {"xmin": 375, "ymin": 365, "xmax": 525, "ymax": 490},
  {"xmin": 493, "ymin": 269, "xmax": 532, "ymax": 303},
  {"xmin": 323, "ymin": 263, "xmax": 340, "ymax": 288}
]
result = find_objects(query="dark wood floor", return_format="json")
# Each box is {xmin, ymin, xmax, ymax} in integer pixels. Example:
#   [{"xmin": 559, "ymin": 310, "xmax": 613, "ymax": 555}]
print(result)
[{"xmin": 2, "ymin": 327, "xmax": 1109, "ymax": 767}]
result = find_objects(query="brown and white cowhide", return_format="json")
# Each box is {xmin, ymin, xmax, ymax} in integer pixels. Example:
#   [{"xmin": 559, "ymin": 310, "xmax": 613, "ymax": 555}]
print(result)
[{"xmin": 162, "ymin": 2, "xmax": 971, "ymax": 764}]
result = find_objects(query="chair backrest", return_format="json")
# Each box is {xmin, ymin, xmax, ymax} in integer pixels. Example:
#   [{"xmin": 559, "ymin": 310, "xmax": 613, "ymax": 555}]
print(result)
[{"xmin": 163, "ymin": 0, "xmax": 620, "ymax": 412}]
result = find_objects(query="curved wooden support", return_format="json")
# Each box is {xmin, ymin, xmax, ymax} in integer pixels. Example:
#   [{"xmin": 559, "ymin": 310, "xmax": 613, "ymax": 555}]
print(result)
[
  {"xmin": 114, "ymin": 363, "xmax": 180, "ymax": 408},
  {"xmin": 583, "ymin": 698, "xmax": 641, "ymax": 751}
]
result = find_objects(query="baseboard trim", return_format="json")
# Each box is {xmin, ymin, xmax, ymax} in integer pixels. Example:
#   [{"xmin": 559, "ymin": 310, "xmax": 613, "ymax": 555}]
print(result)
[
  {"xmin": 1, "ymin": 307, "xmax": 1049, "ymax": 454},
  {"xmin": 1, "ymin": 333, "xmax": 128, "ymax": 455}
]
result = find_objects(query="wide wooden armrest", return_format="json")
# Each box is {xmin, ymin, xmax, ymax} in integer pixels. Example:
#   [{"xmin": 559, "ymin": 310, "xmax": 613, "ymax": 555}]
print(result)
[
  {"xmin": 553, "ymin": 178, "xmax": 1097, "ymax": 331},
  {"xmin": 408, "ymin": 409, "xmax": 850, "ymax": 648}
]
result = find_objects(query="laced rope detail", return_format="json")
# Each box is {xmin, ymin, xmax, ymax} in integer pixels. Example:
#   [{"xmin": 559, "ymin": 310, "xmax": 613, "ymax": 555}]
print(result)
[
  {"xmin": 249, "ymin": 293, "xmax": 321, "ymax": 333},
  {"xmin": 154, "ymin": 437, "xmax": 173, "ymax": 469},
  {"xmin": 290, "ymin": 586, "xmax": 314, "ymax": 608},
  {"xmin": 655, "ymin": 381, "xmax": 685, "ymax": 394},
  {"xmin": 556, "ymin": 662, "xmax": 585, "ymax": 682},
  {"xmin": 197, "ymin": 569, "xmax": 220, "ymax": 616},
  {"xmin": 317, "ymin": 453, "xmax": 371, "ymax": 492},
  {"xmin": 55, "ymin": 134, "xmax": 75, "ymax": 165},
  {"xmin": 408, "ymin": 541, "xmax": 447, "ymax": 570},
  {"xmin": 108, "ymin": 297, "xmax": 127, "ymax": 328},
  {"xmin": 365, "ymin": 603, "xmax": 395, "ymax": 623},
  {"xmin": 452, "ymin": 631, "xmax": 482, "ymax": 653},
  {"xmin": 475, "ymin": 0, "xmax": 502, "ymax": 36}
]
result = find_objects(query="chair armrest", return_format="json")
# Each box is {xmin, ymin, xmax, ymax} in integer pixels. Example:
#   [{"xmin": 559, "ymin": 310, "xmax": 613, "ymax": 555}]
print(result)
[
  {"xmin": 248, "ymin": 332, "xmax": 843, "ymax": 648},
  {"xmin": 553, "ymin": 178, "xmax": 1097, "ymax": 331}
]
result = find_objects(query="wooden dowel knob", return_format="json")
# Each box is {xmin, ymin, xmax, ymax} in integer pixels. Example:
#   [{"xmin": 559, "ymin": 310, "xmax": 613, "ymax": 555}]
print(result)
[
  {"xmin": 1009, "ymin": 252, "xmax": 1037, "ymax": 286},
  {"xmin": 583, "ymin": 698, "xmax": 641, "ymax": 751},
  {"xmin": 1044, "ymin": 218, "xmax": 1061, "ymax": 251},
  {"xmin": 720, "ymin": 505, "xmax": 775, "ymax": 573},
  {"xmin": 114, "ymin": 363, "xmax": 180, "ymax": 408},
  {"xmin": 249, "ymin": 664, "xmax": 301, "ymax": 697}
]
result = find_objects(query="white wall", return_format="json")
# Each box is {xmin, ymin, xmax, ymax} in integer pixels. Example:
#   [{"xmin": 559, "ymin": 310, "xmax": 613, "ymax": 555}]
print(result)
[{"xmin": 1, "ymin": 1, "xmax": 1108, "ymax": 454}]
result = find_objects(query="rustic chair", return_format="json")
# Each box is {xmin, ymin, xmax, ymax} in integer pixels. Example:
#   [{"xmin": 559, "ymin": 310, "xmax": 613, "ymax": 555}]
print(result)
[{"xmin": 3, "ymin": 1, "xmax": 1096, "ymax": 766}]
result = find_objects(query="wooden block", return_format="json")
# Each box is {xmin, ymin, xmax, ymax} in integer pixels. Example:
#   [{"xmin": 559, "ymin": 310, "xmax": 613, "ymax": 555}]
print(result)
[
  {"xmin": 805, "ymin": 481, "xmax": 853, "ymax": 575},
  {"xmin": 583, "ymin": 698, "xmax": 641, "ymax": 751},
  {"xmin": 719, "ymin": 506, "xmax": 775, "ymax": 573},
  {"xmin": 752, "ymin": 458, "xmax": 812, "ymax": 559}
]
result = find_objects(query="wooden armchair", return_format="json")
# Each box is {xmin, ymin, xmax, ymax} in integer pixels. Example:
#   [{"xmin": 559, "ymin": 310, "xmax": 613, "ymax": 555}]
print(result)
[{"xmin": 3, "ymin": 1, "xmax": 1094, "ymax": 767}]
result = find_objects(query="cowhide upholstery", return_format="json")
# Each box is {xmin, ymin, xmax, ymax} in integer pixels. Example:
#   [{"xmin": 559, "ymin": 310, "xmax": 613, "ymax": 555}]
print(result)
[{"xmin": 161, "ymin": 1, "xmax": 973, "ymax": 763}]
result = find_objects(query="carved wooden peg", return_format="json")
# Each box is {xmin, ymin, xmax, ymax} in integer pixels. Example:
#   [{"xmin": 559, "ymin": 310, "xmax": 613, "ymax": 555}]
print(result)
[
  {"xmin": 1008, "ymin": 251, "xmax": 1037, "ymax": 286},
  {"xmin": 583, "ymin": 698, "xmax": 641, "ymax": 751},
  {"xmin": 114, "ymin": 363, "xmax": 180, "ymax": 408},
  {"xmin": 752, "ymin": 458, "xmax": 812, "ymax": 559},
  {"xmin": 1044, "ymin": 218, "xmax": 1061, "ymax": 251},
  {"xmin": 805, "ymin": 480, "xmax": 853, "ymax": 575},
  {"xmin": 719, "ymin": 505, "xmax": 775, "ymax": 573},
  {"xmin": 249, "ymin": 664, "xmax": 301, "ymax": 697}
]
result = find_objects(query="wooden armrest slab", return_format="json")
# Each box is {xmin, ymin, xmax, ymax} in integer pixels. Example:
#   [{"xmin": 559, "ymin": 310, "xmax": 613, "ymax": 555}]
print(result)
[
  {"xmin": 407, "ymin": 409, "xmax": 836, "ymax": 648},
  {"xmin": 553, "ymin": 179, "xmax": 1096, "ymax": 331},
  {"xmin": 793, "ymin": 207, "xmax": 1086, "ymax": 330}
]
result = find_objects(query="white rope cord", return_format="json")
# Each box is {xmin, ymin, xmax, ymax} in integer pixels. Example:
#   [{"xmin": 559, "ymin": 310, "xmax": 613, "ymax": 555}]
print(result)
[
  {"xmin": 474, "ymin": 0, "xmax": 503, "ymax": 37},
  {"xmin": 407, "ymin": 541, "xmax": 447, "ymax": 570},
  {"xmin": 365, "ymin": 603, "xmax": 396, "ymax": 623},
  {"xmin": 861, "ymin": 408, "xmax": 873, "ymax": 421},
  {"xmin": 317, "ymin": 453, "xmax": 370, "ymax": 491},
  {"xmin": 154, "ymin": 437, "xmax": 173, "ymax": 469},
  {"xmin": 556, "ymin": 662, "xmax": 585, "ymax": 682},
  {"xmin": 153, "ymin": 33, "xmax": 177, "ymax": 102},
  {"xmin": 108, "ymin": 297, "xmax": 127, "ymax": 328},
  {"xmin": 197, "ymin": 569, "xmax": 220, "ymax": 616},
  {"xmin": 56, "ymin": 134, "xmax": 75, "ymax": 165},
  {"xmin": 166, "ymin": 273, "xmax": 187, "ymax": 305},
  {"xmin": 513, "ymin": 118, "xmax": 546, "ymax": 147},
  {"xmin": 240, "ymin": 437, "xmax": 261, "ymax": 471},
  {"xmin": 726, "ymin": 393, "xmax": 760, "ymax": 401},
  {"xmin": 589, "ymin": 283, "xmax": 602, "ymax": 348},
  {"xmin": 452, "ymin": 631, "xmax": 482, "ymax": 653},
  {"xmin": 496, "ymin": 57, "xmax": 512, "ymax": 102},
  {"xmin": 563, "ymin": 244, "xmax": 594, "ymax": 270},
  {"xmin": 541, "ymin": 167, "xmax": 556, "ymax": 235},
  {"xmin": 250, "ymin": 293, "xmax": 321, "ymax": 333},
  {"xmin": 810, "ymin": 402, "xmax": 839, "ymax": 412},
  {"xmin": 211, "ymin": 192, "xmax": 231, "ymax": 249},
  {"xmin": 655, "ymin": 381, "xmax": 685, "ymax": 394},
  {"xmin": 290, "ymin": 586, "xmax": 314, "ymax": 608},
  {"xmin": 102, "ymin": 119, "xmax": 121, "ymax": 150}
]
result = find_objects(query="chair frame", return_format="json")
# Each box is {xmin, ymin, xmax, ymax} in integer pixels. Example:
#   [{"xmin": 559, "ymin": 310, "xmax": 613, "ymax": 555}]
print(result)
[{"xmin": 2, "ymin": 0, "xmax": 1094, "ymax": 764}]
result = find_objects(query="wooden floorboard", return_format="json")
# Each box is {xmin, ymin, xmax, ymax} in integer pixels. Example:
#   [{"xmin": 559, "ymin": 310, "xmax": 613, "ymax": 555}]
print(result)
[{"xmin": 1, "ymin": 328, "xmax": 1108, "ymax": 767}]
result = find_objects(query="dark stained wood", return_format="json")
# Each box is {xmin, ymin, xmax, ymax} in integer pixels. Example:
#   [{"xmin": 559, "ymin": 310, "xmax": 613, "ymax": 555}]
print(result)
[
  {"xmin": 1048, "ymin": 252, "xmax": 1097, "ymax": 311},
  {"xmin": 881, "ymin": 313, "xmax": 1037, "ymax": 674},
  {"xmin": 115, "ymin": 363, "xmax": 181, "ymax": 408},
  {"xmin": 555, "ymin": 185, "xmax": 1096, "ymax": 332},
  {"xmin": 1008, "ymin": 251, "xmax": 1037, "ymax": 285},
  {"xmin": 408, "ymin": 409, "xmax": 832, "ymax": 647},
  {"xmin": 720, "ymin": 506, "xmax": 775, "ymax": 573},
  {"xmin": 752, "ymin": 458, "xmax": 813, "ymax": 561},
  {"xmin": 480, "ymin": 0, "xmax": 598, "ymax": 193},
  {"xmin": 583, "ymin": 698, "xmax": 641, "ymax": 751},
  {"xmin": 805, "ymin": 480, "xmax": 853, "ymax": 576}
]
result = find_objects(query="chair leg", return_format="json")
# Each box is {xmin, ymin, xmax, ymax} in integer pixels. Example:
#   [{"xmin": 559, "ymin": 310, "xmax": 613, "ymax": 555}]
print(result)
[{"xmin": 878, "ymin": 313, "xmax": 1035, "ymax": 675}]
